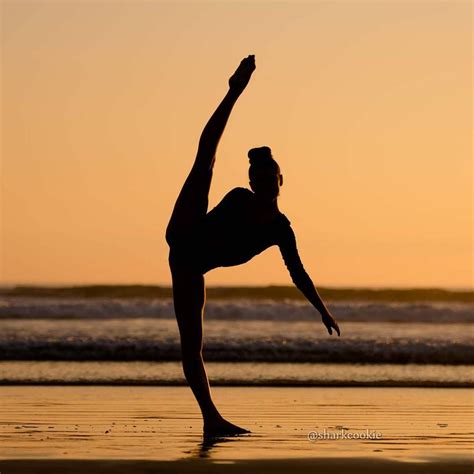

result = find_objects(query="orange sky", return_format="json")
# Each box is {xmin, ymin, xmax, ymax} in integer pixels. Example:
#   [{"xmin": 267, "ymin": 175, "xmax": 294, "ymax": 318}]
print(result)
[{"xmin": 1, "ymin": 0, "xmax": 472, "ymax": 288}]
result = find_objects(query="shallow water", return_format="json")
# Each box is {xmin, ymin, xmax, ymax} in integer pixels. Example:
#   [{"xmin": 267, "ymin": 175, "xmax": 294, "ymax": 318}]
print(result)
[
  {"xmin": 0, "ymin": 361, "xmax": 473, "ymax": 387},
  {"xmin": 1, "ymin": 318, "xmax": 472, "ymax": 364}
]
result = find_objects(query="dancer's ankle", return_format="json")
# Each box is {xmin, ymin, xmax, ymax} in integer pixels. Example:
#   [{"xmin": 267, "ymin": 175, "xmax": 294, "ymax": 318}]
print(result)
[{"xmin": 203, "ymin": 410, "xmax": 225, "ymax": 425}]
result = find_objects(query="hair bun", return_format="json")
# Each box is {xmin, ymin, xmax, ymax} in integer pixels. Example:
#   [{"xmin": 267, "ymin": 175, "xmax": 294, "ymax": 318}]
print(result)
[{"xmin": 247, "ymin": 146, "xmax": 273, "ymax": 165}]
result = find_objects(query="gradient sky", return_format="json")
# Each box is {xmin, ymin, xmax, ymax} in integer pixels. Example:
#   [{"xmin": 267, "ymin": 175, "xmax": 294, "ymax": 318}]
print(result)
[{"xmin": 1, "ymin": 0, "xmax": 472, "ymax": 288}]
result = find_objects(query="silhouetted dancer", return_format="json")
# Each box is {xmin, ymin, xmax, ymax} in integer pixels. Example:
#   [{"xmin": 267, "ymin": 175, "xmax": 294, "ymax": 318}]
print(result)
[{"xmin": 165, "ymin": 55, "xmax": 340, "ymax": 439}]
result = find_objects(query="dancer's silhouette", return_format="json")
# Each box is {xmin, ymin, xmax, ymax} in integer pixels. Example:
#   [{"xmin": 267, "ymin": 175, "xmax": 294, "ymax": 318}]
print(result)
[{"xmin": 165, "ymin": 55, "xmax": 340, "ymax": 438}]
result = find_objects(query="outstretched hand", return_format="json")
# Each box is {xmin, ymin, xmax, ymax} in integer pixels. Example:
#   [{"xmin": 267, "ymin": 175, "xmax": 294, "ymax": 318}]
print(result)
[
  {"xmin": 321, "ymin": 310, "xmax": 341, "ymax": 337},
  {"xmin": 228, "ymin": 55, "xmax": 256, "ymax": 95}
]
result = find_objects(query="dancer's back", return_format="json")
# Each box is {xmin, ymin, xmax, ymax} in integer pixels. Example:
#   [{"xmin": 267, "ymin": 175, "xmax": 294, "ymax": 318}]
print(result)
[{"xmin": 169, "ymin": 186, "xmax": 303, "ymax": 276}]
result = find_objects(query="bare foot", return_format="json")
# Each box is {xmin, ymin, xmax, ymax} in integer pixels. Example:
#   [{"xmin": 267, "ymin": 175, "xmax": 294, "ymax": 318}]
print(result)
[{"xmin": 203, "ymin": 417, "xmax": 251, "ymax": 438}]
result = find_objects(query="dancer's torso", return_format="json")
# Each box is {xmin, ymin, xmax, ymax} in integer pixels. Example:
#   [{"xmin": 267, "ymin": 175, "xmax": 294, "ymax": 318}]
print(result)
[{"xmin": 169, "ymin": 187, "xmax": 293, "ymax": 274}]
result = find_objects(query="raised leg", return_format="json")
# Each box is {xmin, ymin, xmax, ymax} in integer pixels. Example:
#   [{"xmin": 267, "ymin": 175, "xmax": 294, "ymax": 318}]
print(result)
[
  {"xmin": 166, "ymin": 86, "xmax": 245, "ymax": 246},
  {"xmin": 165, "ymin": 162, "xmax": 214, "ymax": 247}
]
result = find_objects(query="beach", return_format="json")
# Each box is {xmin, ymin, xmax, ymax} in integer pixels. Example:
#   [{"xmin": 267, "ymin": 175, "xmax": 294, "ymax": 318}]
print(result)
[
  {"xmin": 0, "ymin": 385, "xmax": 472, "ymax": 473},
  {"xmin": 1, "ymin": 287, "xmax": 472, "ymax": 471}
]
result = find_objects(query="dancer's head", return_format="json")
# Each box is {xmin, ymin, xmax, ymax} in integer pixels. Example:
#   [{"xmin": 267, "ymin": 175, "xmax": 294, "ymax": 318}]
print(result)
[{"xmin": 248, "ymin": 146, "xmax": 283, "ymax": 202}]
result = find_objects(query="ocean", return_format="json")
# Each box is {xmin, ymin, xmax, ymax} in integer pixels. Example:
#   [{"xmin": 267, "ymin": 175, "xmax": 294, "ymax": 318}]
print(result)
[{"xmin": 0, "ymin": 285, "xmax": 472, "ymax": 387}]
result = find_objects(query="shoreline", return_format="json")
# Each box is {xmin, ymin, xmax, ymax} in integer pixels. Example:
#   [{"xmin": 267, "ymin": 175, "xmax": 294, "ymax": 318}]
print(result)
[
  {"xmin": 1, "ymin": 361, "xmax": 472, "ymax": 387},
  {"xmin": 1, "ymin": 380, "xmax": 473, "ymax": 387}
]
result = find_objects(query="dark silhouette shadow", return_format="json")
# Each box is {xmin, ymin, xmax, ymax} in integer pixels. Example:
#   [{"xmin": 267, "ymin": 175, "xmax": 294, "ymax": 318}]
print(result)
[
  {"xmin": 193, "ymin": 434, "xmax": 248, "ymax": 459},
  {"xmin": 165, "ymin": 55, "xmax": 341, "ymax": 439}
]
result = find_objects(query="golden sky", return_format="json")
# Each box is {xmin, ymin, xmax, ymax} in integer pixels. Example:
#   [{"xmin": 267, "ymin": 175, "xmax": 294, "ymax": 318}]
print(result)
[{"xmin": 1, "ymin": 0, "xmax": 472, "ymax": 288}]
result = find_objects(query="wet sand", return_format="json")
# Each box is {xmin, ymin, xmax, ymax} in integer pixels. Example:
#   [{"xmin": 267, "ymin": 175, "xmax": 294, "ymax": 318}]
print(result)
[{"xmin": 0, "ymin": 386, "xmax": 472, "ymax": 473}]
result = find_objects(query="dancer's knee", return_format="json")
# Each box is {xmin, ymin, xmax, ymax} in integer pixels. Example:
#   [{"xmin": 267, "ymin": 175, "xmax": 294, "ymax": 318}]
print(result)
[{"xmin": 165, "ymin": 224, "xmax": 175, "ymax": 247}]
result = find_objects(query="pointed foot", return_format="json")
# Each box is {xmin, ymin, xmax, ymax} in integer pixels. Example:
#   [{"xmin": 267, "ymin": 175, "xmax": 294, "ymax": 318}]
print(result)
[{"xmin": 203, "ymin": 418, "xmax": 251, "ymax": 438}]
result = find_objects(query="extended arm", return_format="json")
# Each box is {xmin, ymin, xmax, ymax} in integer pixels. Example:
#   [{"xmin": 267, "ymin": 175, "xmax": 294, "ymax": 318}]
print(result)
[
  {"xmin": 290, "ymin": 267, "xmax": 331, "ymax": 317},
  {"xmin": 195, "ymin": 55, "xmax": 256, "ymax": 171},
  {"xmin": 279, "ymin": 226, "xmax": 341, "ymax": 336}
]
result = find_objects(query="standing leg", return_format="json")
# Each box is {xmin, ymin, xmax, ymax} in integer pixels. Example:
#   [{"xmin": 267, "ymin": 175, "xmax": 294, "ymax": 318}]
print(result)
[
  {"xmin": 170, "ymin": 263, "xmax": 251, "ymax": 437},
  {"xmin": 171, "ymin": 264, "xmax": 220, "ymax": 420}
]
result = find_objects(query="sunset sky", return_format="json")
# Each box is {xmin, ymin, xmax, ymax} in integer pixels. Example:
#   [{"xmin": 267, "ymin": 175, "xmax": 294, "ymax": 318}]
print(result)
[{"xmin": 1, "ymin": 0, "xmax": 472, "ymax": 288}]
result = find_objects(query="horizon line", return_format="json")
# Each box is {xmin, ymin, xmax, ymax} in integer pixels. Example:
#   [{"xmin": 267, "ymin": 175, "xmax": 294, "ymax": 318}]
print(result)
[{"xmin": 0, "ymin": 282, "xmax": 472, "ymax": 292}]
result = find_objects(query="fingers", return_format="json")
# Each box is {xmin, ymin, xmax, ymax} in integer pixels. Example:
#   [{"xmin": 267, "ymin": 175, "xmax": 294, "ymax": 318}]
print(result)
[
  {"xmin": 321, "ymin": 312, "xmax": 340, "ymax": 336},
  {"xmin": 325, "ymin": 320, "xmax": 341, "ymax": 337}
]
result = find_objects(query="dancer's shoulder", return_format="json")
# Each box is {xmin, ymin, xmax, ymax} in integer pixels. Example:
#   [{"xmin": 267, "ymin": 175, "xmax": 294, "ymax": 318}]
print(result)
[
  {"xmin": 229, "ymin": 186, "xmax": 253, "ymax": 196},
  {"xmin": 214, "ymin": 187, "xmax": 252, "ymax": 211},
  {"xmin": 222, "ymin": 187, "xmax": 253, "ymax": 201},
  {"xmin": 277, "ymin": 212, "xmax": 292, "ymax": 227}
]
